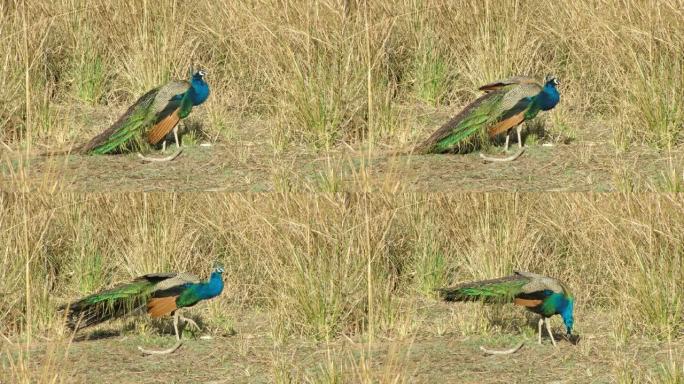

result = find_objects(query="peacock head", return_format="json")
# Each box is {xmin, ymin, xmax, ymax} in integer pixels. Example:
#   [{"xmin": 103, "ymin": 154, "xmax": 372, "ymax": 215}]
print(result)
[
  {"xmin": 544, "ymin": 75, "xmax": 559, "ymax": 88},
  {"xmin": 212, "ymin": 263, "xmax": 224, "ymax": 274},
  {"xmin": 192, "ymin": 69, "xmax": 207, "ymax": 81}
]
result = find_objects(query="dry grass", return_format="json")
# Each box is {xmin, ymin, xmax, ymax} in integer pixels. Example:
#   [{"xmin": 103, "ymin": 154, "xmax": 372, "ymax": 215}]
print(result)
[
  {"xmin": 1, "ymin": 193, "xmax": 683, "ymax": 382},
  {"xmin": 0, "ymin": 0, "xmax": 683, "ymax": 192},
  {"xmin": 1, "ymin": 0, "xmax": 683, "ymax": 381}
]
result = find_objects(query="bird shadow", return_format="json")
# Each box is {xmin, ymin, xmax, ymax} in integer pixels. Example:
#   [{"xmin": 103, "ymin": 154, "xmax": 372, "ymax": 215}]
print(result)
[
  {"xmin": 489, "ymin": 120, "xmax": 575, "ymax": 148},
  {"xmin": 549, "ymin": 332, "xmax": 581, "ymax": 345},
  {"xmin": 565, "ymin": 334, "xmax": 581, "ymax": 345},
  {"xmin": 71, "ymin": 319, "xmax": 145, "ymax": 342},
  {"xmin": 525, "ymin": 119, "xmax": 575, "ymax": 145},
  {"xmin": 71, "ymin": 315, "xmax": 208, "ymax": 342},
  {"xmin": 149, "ymin": 314, "xmax": 207, "ymax": 337},
  {"xmin": 73, "ymin": 329, "xmax": 122, "ymax": 342}
]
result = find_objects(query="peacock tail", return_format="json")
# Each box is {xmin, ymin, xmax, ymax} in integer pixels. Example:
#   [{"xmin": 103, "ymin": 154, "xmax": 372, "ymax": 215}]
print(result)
[
  {"xmin": 80, "ymin": 89, "xmax": 159, "ymax": 154},
  {"xmin": 437, "ymin": 274, "xmax": 529, "ymax": 303},
  {"xmin": 416, "ymin": 91, "xmax": 506, "ymax": 154},
  {"xmin": 60, "ymin": 275, "xmax": 160, "ymax": 330}
]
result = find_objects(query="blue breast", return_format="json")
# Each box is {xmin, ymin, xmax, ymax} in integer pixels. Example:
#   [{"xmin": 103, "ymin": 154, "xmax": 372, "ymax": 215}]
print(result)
[
  {"xmin": 195, "ymin": 271, "xmax": 224, "ymax": 300},
  {"xmin": 536, "ymin": 84, "xmax": 560, "ymax": 111},
  {"xmin": 189, "ymin": 78, "xmax": 210, "ymax": 106}
]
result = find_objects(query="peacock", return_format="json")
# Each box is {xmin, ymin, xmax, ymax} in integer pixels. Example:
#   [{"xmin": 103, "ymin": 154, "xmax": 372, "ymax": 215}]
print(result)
[
  {"xmin": 415, "ymin": 75, "xmax": 560, "ymax": 161},
  {"xmin": 437, "ymin": 271, "xmax": 574, "ymax": 346},
  {"xmin": 79, "ymin": 69, "xmax": 210, "ymax": 160},
  {"xmin": 60, "ymin": 265, "xmax": 224, "ymax": 354}
]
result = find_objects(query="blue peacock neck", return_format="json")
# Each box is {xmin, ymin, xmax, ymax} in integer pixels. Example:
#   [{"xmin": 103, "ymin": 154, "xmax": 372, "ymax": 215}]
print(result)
[
  {"xmin": 188, "ymin": 75, "xmax": 210, "ymax": 106},
  {"xmin": 545, "ymin": 292, "xmax": 574, "ymax": 334},
  {"xmin": 559, "ymin": 297, "xmax": 574, "ymax": 335},
  {"xmin": 535, "ymin": 82, "xmax": 560, "ymax": 111},
  {"xmin": 193, "ymin": 271, "xmax": 224, "ymax": 300}
]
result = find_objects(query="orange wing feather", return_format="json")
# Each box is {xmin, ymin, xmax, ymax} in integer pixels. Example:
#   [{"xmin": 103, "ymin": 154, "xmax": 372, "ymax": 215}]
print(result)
[
  {"xmin": 513, "ymin": 298, "xmax": 543, "ymax": 308},
  {"xmin": 487, "ymin": 112, "xmax": 525, "ymax": 138},
  {"xmin": 147, "ymin": 296, "xmax": 178, "ymax": 318},
  {"xmin": 146, "ymin": 109, "xmax": 181, "ymax": 145}
]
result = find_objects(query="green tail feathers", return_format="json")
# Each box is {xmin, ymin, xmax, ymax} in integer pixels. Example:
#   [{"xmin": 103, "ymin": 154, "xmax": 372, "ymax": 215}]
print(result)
[
  {"xmin": 77, "ymin": 280, "xmax": 150, "ymax": 306},
  {"xmin": 81, "ymin": 88, "xmax": 158, "ymax": 155},
  {"xmin": 418, "ymin": 91, "xmax": 504, "ymax": 154},
  {"xmin": 89, "ymin": 107, "xmax": 150, "ymax": 154},
  {"xmin": 60, "ymin": 279, "xmax": 156, "ymax": 330},
  {"xmin": 438, "ymin": 277, "xmax": 527, "ymax": 303},
  {"xmin": 432, "ymin": 114, "xmax": 491, "ymax": 153}
]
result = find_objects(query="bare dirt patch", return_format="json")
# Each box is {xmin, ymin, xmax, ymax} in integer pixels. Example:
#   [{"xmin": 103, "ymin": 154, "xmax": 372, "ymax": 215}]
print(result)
[{"xmin": 2, "ymin": 111, "xmax": 682, "ymax": 192}]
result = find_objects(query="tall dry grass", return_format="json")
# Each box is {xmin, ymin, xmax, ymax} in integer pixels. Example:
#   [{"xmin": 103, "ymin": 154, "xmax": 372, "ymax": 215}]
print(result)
[
  {"xmin": 1, "ymin": 0, "xmax": 683, "ymax": 155},
  {"xmin": 1, "ymin": 193, "xmax": 682, "ymax": 341},
  {"xmin": 1, "ymin": 192, "xmax": 683, "ymax": 381}
]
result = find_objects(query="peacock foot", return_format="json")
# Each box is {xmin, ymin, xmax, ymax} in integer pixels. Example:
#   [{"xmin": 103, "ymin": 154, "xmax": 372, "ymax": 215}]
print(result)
[{"xmin": 180, "ymin": 316, "xmax": 201, "ymax": 332}]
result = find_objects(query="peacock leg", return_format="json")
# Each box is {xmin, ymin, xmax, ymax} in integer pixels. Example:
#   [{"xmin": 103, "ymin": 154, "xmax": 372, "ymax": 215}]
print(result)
[
  {"xmin": 516, "ymin": 124, "xmax": 524, "ymax": 149},
  {"xmin": 162, "ymin": 141, "xmax": 167, "ymax": 153},
  {"xmin": 173, "ymin": 311, "xmax": 180, "ymax": 341},
  {"xmin": 137, "ymin": 311, "xmax": 183, "ymax": 355},
  {"xmin": 504, "ymin": 130, "xmax": 511, "ymax": 152},
  {"xmin": 538, "ymin": 318, "xmax": 544, "ymax": 345},
  {"xmin": 173, "ymin": 126, "xmax": 180, "ymax": 149},
  {"xmin": 545, "ymin": 318, "xmax": 557, "ymax": 347},
  {"xmin": 480, "ymin": 126, "xmax": 525, "ymax": 162}
]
